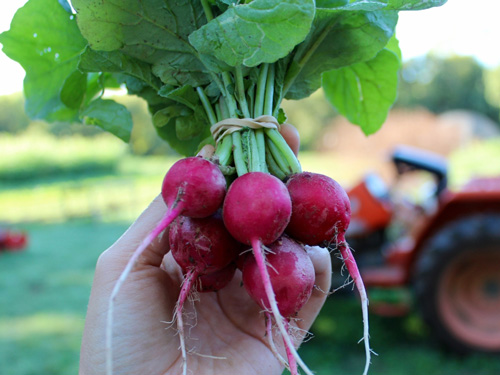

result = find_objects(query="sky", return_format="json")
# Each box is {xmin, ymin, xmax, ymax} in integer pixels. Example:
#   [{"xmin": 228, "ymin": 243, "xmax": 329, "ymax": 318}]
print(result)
[{"xmin": 0, "ymin": 0, "xmax": 498, "ymax": 96}]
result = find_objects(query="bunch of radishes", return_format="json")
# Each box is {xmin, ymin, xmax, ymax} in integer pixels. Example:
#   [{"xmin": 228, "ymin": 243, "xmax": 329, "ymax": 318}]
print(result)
[{"xmin": 107, "ymin": 147, "xmax": 370, "ymax": 375}]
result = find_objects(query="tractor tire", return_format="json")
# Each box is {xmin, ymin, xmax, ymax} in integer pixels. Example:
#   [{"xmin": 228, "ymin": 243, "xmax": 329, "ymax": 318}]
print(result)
[{"xmin": 414, "ymin": 214, "xmax": 500, "ymax": 354}]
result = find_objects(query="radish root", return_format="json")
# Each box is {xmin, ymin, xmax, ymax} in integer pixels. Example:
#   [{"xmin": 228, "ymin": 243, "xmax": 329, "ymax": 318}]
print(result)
[
  {"xmin": 176, "ymin": 269, "xmax": 198, "ymax": 375},
  {"xmin": 265, "ymin": 312, "xmax": 289, "ymax": 369},
  {"xmin": 283, "ymin": 319, "xmax": 298, "ymax": 375},
  {"xmin": 251, "ymin": 238, "xmax": 314, "ymax": 375},
  {"xmin": 106, "ymin": 207, "xmax": 182, "ymax": 375},
  {"xmin": 337, "ymin": 236, "xmax": 371, "ymax": 375}
]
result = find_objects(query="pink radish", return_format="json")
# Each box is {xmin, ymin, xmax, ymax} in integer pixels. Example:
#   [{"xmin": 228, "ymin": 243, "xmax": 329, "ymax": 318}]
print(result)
[
  {"xmin": 223, "ymin": 172, "xmax": 291, "ymax": 246},
  {"xmin": 242, "ymin": 235, "xmax": 315, "ymax": 318},
  {"xmin": 106, "ymin": 156, "xmax": 226, "ymax": 375},
  {"xmin": 285, "ymin": 172, "xmax": 371, "ymax": 375},
  {"xmin": 195, "ymin": 262, "xmax": 237, "ymax": 293},
  {"xmin": 285, "ymin": 172, "xmax": 350, "ymax": 246},
  {"xmin": 169, "ymin": 212, "xmax": 241, "ymax": 375},
  {"xmin": 242, "ymin": 235, "xmax": 315, "ymax": 374},
  {"xmin": 170, "ymin": 213, "xmax": 240, "ymax": 276},
  {"xmin": 222, "ymin": 172, "xmax": 313, "ymax": 375}
]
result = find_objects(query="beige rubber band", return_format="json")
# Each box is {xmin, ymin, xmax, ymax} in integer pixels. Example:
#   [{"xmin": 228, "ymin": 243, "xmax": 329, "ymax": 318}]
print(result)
[{"xmin": 210, "ymin": 115, "xmax": 280, "ymax": 145}]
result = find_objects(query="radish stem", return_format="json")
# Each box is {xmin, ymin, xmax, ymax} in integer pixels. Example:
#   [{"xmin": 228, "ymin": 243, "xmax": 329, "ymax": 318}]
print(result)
[
  {"xmin": 254, "ymin": 64, "xmax": 269, "ymax": 118},
  {"xmin": 232, "ymin": 132, "xmax": 248, "ymax": 176},
  {"xmin": 196, "ymin": 86, "xmax": 217, "ymax": 125}
]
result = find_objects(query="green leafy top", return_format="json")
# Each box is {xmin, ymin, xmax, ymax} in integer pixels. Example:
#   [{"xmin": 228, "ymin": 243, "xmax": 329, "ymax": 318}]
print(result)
[{"xmin": 0, "ymin": 0, "xmax": 447, "ymax": 153}]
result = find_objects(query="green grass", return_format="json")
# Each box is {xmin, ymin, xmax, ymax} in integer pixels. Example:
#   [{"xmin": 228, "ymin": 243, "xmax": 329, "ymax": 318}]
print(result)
[
  {"xmin": 0, "ymin": 222, "xmax": 128, "ymax": 375},
  {"xmin": 0, "ymin": 130, "xmax": 125, "ymax": 182},
  {"xmin": 0, "ymin": 153, "xmax": 177, "ymax": 224},
  {"xmin": 1, "ymin": 222, "xmax": 499, "ymax": 375}
]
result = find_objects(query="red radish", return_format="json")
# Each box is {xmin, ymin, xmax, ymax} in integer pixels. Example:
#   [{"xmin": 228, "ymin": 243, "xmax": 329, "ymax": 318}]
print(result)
[
  {"xmin": 242, "ymin": 236, "xmax": 315, "ymax": 318},
  {"xmin": 222, "ymin": 172, "xmax": 312, "ymax": 375},
  {"xmin": 223, "ymin": 172, "xmax": 291, "ymax": 245},
  {"xmin": 162, "ymin": 157, "xmax": 227, "ymax": 218},
  {"xmin": 195, "ymin": 263, "xmax": 237, "ymax": 293},
  {"xmin": 285, "ymin": 172, "xmax": 371, "ymax": 375},
  {"xmin": 169, "ymin": 212, "xmax": 241, "ymax": 375},
  {"xmin": 243, "ymin": 236, "xmax": 314, "ymax": 375},
  {"xmin": 106, "ymin": 156, "xmax": 226, "ymax": 375},
  {"xmin": 170, "ymin": 213, "xmax": 240, "ymax": 276},
  {"xmin": 285, "ymin": 172, "xmax": 350, "ymax": 246}
]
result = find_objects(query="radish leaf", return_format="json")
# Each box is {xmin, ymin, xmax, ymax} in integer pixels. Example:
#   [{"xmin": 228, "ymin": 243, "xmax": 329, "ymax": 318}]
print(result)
[
  {"xmin": 284, "ymin": 9, "xmax": 398, "ymax": 100},
  {"xmin": 78, "ymin": 47, "xmax": 160, "ymax": 91},
  {"xmin": 0, "ymin": 0, "xmax": 87, "ymax": 121},
  {"xmin": 72, "ymin": 0, "xmax": 213, "ymax": 87},
  {"xmin": 319, "ymin": 0, "xmax": 447, "ymax": 11},
  {"xmin": 80, "ymin": 99, "xmax": 133, "ymax": 142},
  {"xmin": 322, "ymin": 48, "xmax": 401, "ymax": 134},
  {"xmin": 60, "ymin": 71, "xmax": 87, "ymax": 110},
  {"xmin": 189, "ymin": 0, "xmax": 315, "ymax": 67}
]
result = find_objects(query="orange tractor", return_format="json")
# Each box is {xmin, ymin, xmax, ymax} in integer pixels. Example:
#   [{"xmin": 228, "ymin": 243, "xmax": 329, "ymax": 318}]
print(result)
[{"xmin": 346, "ymin": 145, "xmax": 500, "ymax": 354}]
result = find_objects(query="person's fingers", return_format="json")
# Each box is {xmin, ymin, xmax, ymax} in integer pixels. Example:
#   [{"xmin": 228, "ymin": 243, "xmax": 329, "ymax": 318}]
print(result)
[
  {"xmin": 294, "ymin": 245, "xmax": 332, "ymax": 336},
  {"xmin": 197, "ymin": 144, "xmax": 215, "ymax": 159},
  {"xmin": 279, "ymin": 123, "xmax": 300, "ymax": 156}
]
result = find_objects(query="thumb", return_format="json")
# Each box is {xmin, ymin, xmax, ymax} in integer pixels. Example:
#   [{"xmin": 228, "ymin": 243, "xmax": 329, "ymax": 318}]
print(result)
[
  {"xmin": 294, "ymin": 245, "xmax": 332, "ymax": 338},
  {"xmin": 98, "ymin": 194, "xmax": 170, "ymax": 277}
]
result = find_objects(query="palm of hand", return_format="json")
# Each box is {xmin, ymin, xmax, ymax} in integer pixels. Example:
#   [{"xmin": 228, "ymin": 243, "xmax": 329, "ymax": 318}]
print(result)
[
  {"xmin": 81, "ymin": 245, "xmax": 283, "ymax": 375},
  {"xmin": 80, "ymin": 196, "xmax": 330, "ymax": 375}
]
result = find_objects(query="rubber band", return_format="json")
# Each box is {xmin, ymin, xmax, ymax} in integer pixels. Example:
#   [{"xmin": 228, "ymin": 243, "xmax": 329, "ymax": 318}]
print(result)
[{"xmin": 210, "ymin": 115, "xmax": 281, "ymax": 145}]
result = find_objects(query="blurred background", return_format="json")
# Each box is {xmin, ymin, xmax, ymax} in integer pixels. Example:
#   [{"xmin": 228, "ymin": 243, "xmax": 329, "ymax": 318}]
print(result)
[{"xmin": 1, "ymin": 1, "xmax": 500, "ymax": 374}]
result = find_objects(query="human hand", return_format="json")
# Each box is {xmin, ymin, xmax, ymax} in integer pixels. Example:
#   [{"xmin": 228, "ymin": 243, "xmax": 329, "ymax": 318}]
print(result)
[
  {"xmin": 79, "ymin": 126, "xmax": 331, "ymax": 375},
  {"xmin": 79, "ymin": 194, "xmax": 331, "ymax": 375}
]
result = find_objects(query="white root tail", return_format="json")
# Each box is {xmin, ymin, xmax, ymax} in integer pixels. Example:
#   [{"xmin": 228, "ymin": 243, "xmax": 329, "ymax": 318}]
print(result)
[
  {"xmin": 176, "ymin": 269, "xmax": 198, "ymax": 375},
  {"xmin": 338, "ymin": 238, "xmax": 371, "ymax": 375},
  {"xmin": 106, "ymin": 207, "xmax": 181, "ymax": 375},
  {"xmin": 251, "ymin": 238, "xmax": 314, "ymax": 375},
  {"xmin": 265, "ymin": 312, "xmax": 289, "ymax": 369}
]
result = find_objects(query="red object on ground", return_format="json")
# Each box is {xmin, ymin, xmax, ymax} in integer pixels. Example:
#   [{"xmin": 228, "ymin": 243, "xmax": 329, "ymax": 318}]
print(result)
[{"xmin": 0, "ymin": 230, "xmax": 28, "ymax": 252}]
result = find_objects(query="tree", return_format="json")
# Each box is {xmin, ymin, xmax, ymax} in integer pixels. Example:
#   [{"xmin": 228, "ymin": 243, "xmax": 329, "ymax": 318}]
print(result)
[{"xmin": 396, "ymin": 55, "xmax": 499, "ymax": 122}]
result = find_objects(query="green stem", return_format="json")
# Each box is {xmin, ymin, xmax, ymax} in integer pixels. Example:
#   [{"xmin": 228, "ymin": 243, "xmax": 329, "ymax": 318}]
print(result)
[
  {"xmin": 254, "ymin": 64, "xmax": 269, "ymax": 117},
  {"xmin": 255, "ymin": 129, "xmax": 267, "ymax": 173},
  {"xmin": 249, "ymin": 130, "xmax": 261, "ymax": 172},
  {"xmin": 235, "ymin": 67, "xmax": 251, "ymax": 118},
  {"xmin": 222, "ymin": 72, "xmax": 238, "ymax": 118},
  {"xmin": 215, "ymin": 135, "xmax": 233, "ymax": 166},
  {"xmin": 215, "ymin": 102, "xmax": 222, "ymax": 122},
  {"xmin": 282, "ymin": 21, "xmax": 338, "ymax": 96},
  {"xmin": 232, "ymin": 132, "xmax": 248, "ymax": 176},
  {"xmin": 266, "ymin": 128, "xmax": 301, "ymax": 174},
  {"xmin": 266, "ymin": 136, "xmax": 291, "ymax": 174},
  {"xmin": 247, "ymin": 84, "xmax": 255, "ymax": 119},
  {"xmin": 200, "ymin": 0, "xmax": 214, "ymax": 21},
  {"xmin": 218, "ymin": 165, "xmax": 236, "ymax": 176},
  {"xmin": 219, "ymin": 97, "xmax": 229, "ymax": 119},
  {"xmin": 196, "ymin": 87, "xmax": 217, "ymax": 125},
  {"xmin": 263, "ymin": 64, "xmax": 275, "ymax": 116},
  {"xmin": 265, "ymin": 148, "xmax": 286, "ymax": 180}
]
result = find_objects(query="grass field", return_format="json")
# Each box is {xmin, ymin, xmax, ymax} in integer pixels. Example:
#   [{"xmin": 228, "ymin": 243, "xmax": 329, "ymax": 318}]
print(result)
[{"xmin": 1, "ymin": 132, "xmax": 500, "ymax": 374}]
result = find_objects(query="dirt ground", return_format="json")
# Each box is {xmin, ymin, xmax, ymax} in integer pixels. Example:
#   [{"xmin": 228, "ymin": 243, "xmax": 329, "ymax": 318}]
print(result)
[{"xmin": 313, "ymin": 108, "xmax": 500, "ymax": 185}]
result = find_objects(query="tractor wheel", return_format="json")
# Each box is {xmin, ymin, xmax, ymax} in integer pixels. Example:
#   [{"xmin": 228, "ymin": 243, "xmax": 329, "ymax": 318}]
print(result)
[{"xmin": 414, "ymin": 214, "xmax": 500, "ymax": 354}]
